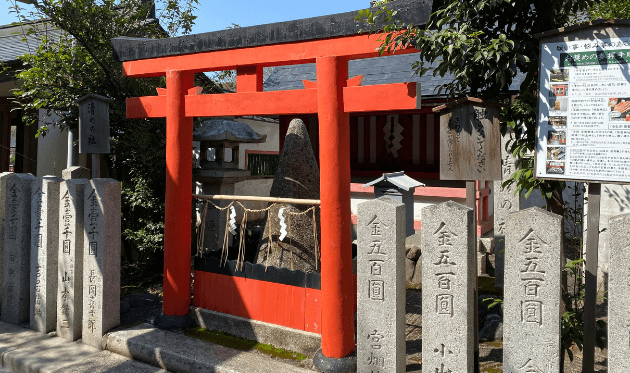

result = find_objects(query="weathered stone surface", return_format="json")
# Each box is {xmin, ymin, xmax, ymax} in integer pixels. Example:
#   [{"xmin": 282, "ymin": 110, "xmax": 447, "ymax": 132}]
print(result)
[
  {"xmin": 0, "ymin": 172, "xmax": 12, "ymax": 304},
  {"xmin": 82, "ymin": 179, "xmax": 121, "ymax": 349},
  {"xmin": 256, "ymin": 119, "xmax": 320, "ymax": 272},
  {"xmin": 357, "ymin": 197, "xmax": 406, "ymax": 373},
  {"xmin": 62, "ymin": 166, "xmax": 90, "ymax": 180},
  {"xmin": 405, "ymin": 258, "xmax": 415, "ymax": 283},
  {"xmin": 0, "ymin": 316, "xmax": 50, "ymax": 355},
  {"xmin": 422, "ymin": 201, "xmax": 475, "ymax": 373},
  {"xmin": 48, "ymin": 351, "xmax": 170, "ymax": 373},
  {"xmin": 608, "ymin": 212, "xmax": 630, "ymax": 372},
  {"xmin": 504, "ymin": 207, "xmax": 562, "ymax": 373},
  {"xmin": 2, "ymin": 173, "xmax": 37, "ymax": 325},
  {"xmin": 478, "ymin": 252, "xmax": 487, "ymax": 276},
  {"xmin": 58, "ymin": 179, "xmax": 88, "ymax": 341},
  {"xmin": 478, "ymin": 237, "xmax": 494, "ymax": 254},
  {"xmin": 30, "ymin": 176, "xmax": 62, "ymax": 333},
  {"xmin": 406, "ymin": 245, "xmax": 421, "ymax": 261},
  {"xmin": 494, "ymin": 130, "xmax": 520, "ymax": 287},
  {"xmin": 410, "ymin": 257, "xmax": 422, "ymax": 285},
  {"xmin": 479, "ymin": 314, "xmax": 503, "ymax": 342}
]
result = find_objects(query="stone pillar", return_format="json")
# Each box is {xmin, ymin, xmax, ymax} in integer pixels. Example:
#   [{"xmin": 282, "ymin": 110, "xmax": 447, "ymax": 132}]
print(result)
[
  {"xmin": 0, "ymin": 172, "xmax": 12, "ymax": 304},
  {"xmin": 62, "ymin": 166, "xmax": 90, "ymax": 180},
  {"xmin": 30, "ymin": 176, "xmax": 62, "ymax": 333},
  {"xmin": 422, "ymin": 201, "xmax": 475, "ymax": 373},
  {"xmin": 493, "ymin": 130, "xmax": 520, "ymax": 287},
  {"xmin": 357, "ymin": 197, "xmax": 406, "ymax": 373},
  {"xmin": 57, "ymin": 179, "xmax": 88, "ymax": 341},
  {"xmin": 2, "ymin": 173, "xmax": 37, "ymax": 325},
  {"xmin": 608, "ymin": 212, "xmax": 630, "ymax": 371},
  {"xmin": 504, "ymin": 207, "xmax": 562, "ymax": 373},
  {"xmin": 83, "ymin": 179, "xmax": 121, "ymax": 348}
]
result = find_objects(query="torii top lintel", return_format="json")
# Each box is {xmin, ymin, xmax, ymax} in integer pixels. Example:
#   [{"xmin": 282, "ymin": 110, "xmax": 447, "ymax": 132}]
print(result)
[{"xmin": 119, "ymin": 0, "xmax": 432, "ymax": 118}]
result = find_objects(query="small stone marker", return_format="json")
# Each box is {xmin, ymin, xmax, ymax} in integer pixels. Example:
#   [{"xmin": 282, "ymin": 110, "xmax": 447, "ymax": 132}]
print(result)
[
  {"xmin": 2, "ymin": 173, "xmax": 37, "ymax": 325},
  {"xmin": 57, "ymin": 179, "xmax": 88, "ymax": 341},
  {"xmin": 82, "ymin": 178, "xmax": 121, "ymax": 348},
  {"xmin": 357, "ymin": 197, "xmax": 406, "ymax": 373},
  {"xmin": 0, "ymin": 172, "xmax": 12, "ymax": 302},
  {"xmin": 608, "ymin": 213, "xmax": 630, "ymax": 371},
  {"xmin": 504, "ymin": 207, "xmax": 562, "ymax": 373},
  {"xmin": 30, "ymin": 176, "xmax": 62, "ymax": 333},
  {"xmin": 422, "ymin": 201, "xmax": 475, "ymax": 373},
  {"xmin": 493, "ymin": 130, "xmax": 520, "ymax": 287},
  {"xmin": 62, "ymin": 166, "xmax": 90, "ymax": 180}
]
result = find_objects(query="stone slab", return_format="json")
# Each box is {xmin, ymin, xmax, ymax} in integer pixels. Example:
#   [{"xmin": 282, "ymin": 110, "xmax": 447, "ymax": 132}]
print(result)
[
  {"xmin": 111, "ymin": 0, "xmax": 431, "ymax": 62},
  {"xmin": 190, "ymin": 307, "xmax": 321, "ymax": 356},
  {"xmin": 0, "ymin": 172, "xmax": 12, "ymax": 306},
  {"xmin": 82, "ymin": 179, "xmax": 121, "ymax": 348},
  {"xmin": 47, "ymin": 351, "xmax": 168, "ymax": 373},
  {"xmin": 0, "ymin": 321, "xmax": 49, "ymax": 356},
  {"xmin": 30, "ymin": 177, "xmax": 62, "ymax": 333},
  {"xmin": 3, "ymin": 335, "xmax": 100, "ymax": 373},
  {"xmin": 422, "ymin": 201, "xmax": 475, "ymax": 373},
  {"xmin": 504, "ymin": 207, "xmax": 562, "ymax": 373},
  {"xmin": 494, "ymin": 130, "xmax": 520, "ymax": 288},
  {"xmin": 62, "ymin": 167, "xmax": 90, "ymax": 180},
  {"xmin": 356, "ymin": 196, "xmax": 406, "ymax": 373},
  {"xmin": 2, "ymin": 173, "xmax": 37, "ymax": 325},
  {"xmin": 58, "ymin": 179, "xmax": 89, "ymax": 341},
  {"xmin": 608, "ymin": 212, "xmax": 630, "ymax": 372},
  {"xmin": 106, "ymin": 323, "xmax": 312, "ymax": 373}
]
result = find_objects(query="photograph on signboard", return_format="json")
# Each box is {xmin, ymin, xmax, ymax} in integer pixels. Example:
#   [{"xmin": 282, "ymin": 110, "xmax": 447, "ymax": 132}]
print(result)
[
  {"xmin": 608, "ymin": 97, "xmax": 630, "ymax": 121},
  {"xmin": 549, "ymin": 84, "xmax": 568, "ymax": 97},
  {"xmin": 549, "ymin": 116, "xmax": 567, "ymax": 128},
  {"xmin": 547, "ymin": 146, "xmax": 565, "ymax": 161},
  {"xmin": 547, "ymin": 130, "xmax": 566, "ymax": 145},
  {"xmin": 549, "ymin": 97, "xmax": 568, "ymax": 112},
  {"xmin": 549, "ymin": 69, "xmax": 569, "ymax": 82},
  {"xmin": 546, "ymin": 161, "xmax": 565, "ymax": 175}
]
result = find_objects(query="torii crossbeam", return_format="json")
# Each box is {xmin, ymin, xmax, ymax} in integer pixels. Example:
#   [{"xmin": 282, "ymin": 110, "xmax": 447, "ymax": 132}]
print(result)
[{"xmin": 113, "ymin": 0, "xmax": 432, "ymax": 366}]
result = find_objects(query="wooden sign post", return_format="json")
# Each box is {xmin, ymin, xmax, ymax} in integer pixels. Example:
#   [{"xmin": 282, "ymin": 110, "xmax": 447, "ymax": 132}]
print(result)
[
  {"xmin": 76, "ymin": 94, "xmax": 112, "ymax": 179},
  {"xmin": 535, "ymin": 20, "xmax": 630, "ymax": 373},
  {"xmin": 434, "ymin": 97, "xmax": 502, "ymax": 373}
]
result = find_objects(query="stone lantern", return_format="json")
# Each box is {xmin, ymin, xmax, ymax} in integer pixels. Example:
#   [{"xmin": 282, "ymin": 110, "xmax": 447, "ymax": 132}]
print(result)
[
  {"xmin": 364, "ymin": 171, "xmax": 424, "ymax": 237},
  {"xmin": 193, "ymin": 118, "xmax": 267, "ymax": 253}
]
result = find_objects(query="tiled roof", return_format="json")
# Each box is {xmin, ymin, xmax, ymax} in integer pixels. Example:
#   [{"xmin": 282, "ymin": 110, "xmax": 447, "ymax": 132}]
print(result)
[
  {"xmin": 264, "ymin": 52, "xmax": 525, "ymax": 97},
  {"xmin": 0, "ymin": 23, "xmax": 63, "ymax": 64}
]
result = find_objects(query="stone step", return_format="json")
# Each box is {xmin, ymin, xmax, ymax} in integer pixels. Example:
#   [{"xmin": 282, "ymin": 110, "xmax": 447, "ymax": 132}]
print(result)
[
  {"xmin": 0, "ymin": 322, "xmax": 50, "ymax": 357},
  {"xmin": 47, "ymin": 351, "xmax": 168, "ymax": 373},
  {"xmin": 106, "ymin": 323, "xmax": 313, "ymax": 373}
]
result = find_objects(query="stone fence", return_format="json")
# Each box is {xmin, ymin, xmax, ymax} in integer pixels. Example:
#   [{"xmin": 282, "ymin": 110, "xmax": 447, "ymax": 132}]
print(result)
[{"xmin": 0, "ymin": 171, "xmax": 121, "ymax": 349}]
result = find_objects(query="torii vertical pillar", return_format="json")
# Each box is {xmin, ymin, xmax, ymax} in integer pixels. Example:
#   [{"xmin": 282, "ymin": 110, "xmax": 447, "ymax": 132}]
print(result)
[
  {"xmin": 155, "ymin": 70, "xmax": 195, "ymax": 328},
  {"xmin": 314, "ymin": 56, "xmax": 356, "ymax": 367}
]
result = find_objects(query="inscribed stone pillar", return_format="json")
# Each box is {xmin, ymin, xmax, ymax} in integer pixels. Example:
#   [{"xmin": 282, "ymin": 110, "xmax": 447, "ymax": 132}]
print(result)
[
  {"xmin": 30, "ymin": 176, "xmax": 62, "ymax": 333},
  {"xmin": 422, "ymin": 201, "xmax": 475, "ymax": 373},
  {"xmin": 504, "ymin": 207, "xmax": 562, "ymax": 373},
  {"xmin": 82, "ymin": 179, "xmax": 121, "ymax": 349},
  {"xmin": 0, "ymin": 172, "xmax": 12, "ymax": 303},
  {"xmin": 493, "ymin": 130, "xmax": 520, "ymax": 287},
  {"xmin": 62, "ymin": 166, "xmax": 90, "ymax": 180},
  {"xmin": 608, "ymin": 213, "xmax": 630, "ymax": 372},
  {"xmin": 2, "ymin": 173, "xmax": 37, "ymax": 325},
  {"xmin": 57, "ymin": 179, "xmax": 88, "ymax": 341},
  {"xmin": 357, "ymin": 197, "xmax": 405, "ymax": 373}
]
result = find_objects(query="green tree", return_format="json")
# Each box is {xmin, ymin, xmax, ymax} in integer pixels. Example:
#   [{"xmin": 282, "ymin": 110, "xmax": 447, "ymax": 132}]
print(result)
[{"xmin": 8, "ymin": 0, "xmax": 211, "ymax": 269}]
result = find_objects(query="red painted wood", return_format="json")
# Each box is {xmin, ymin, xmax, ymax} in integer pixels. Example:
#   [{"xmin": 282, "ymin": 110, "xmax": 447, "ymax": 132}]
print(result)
[
  {"xmin": 305, "ymin": 288, "xmax": 321, "ymax": 334},
  {"xmin": 262, "ymin": 280, "xmax": 278, "ymax": 325},
  {"xmin": 163, "ymin": 70, "xmax": 194, "ymax": 317},
  {"xmin": 122, "ymin": 34, "xmax": 418, "ymax": 78},
  {"xmin": 237, "ymin": 65, "xmax": 264, "ymax": 92},
  {"xmin": 347, "ymin": 75, "xmax": 364, "ymax": 87},
  {"xmin": 231, "ymin": 276, "xmax": 249, "ymax": 319},
  {"xmin": 186, "ymin": 90, "xmax": 318, "ymax": 116},
  {"xmin": 275, "ymin": 282, "xmax": 289, "ymax": 328},
  {"xmin": 349, "ymin": 184, "xmax": 468, "ymax": 199},
  {"xmin": 126, "ymin": 96, "xmax": 166, "ymax": 118},
  {"xmin": 343, "ymin": 83, "xmax": 418, "ymax": 113},
  {"xmin": 303, "ymin": 80, "xmax": 317, "ymax": 89},
  {"xmin": 192, "ymin": 270, "xmax": 206, "ymax": 308},
  {"xmin": 316, "ymin": 55, "xmax": 354, "ymax": 358},
  {"xmin": 289, "ymin": 286, "xmax": 307, "ymax": 331}
]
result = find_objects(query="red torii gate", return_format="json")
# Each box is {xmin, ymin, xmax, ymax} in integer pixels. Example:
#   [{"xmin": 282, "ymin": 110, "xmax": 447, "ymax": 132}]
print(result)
[{"xmin": 114, "ymin": 0, "xmax": 431, "ymax": 364}]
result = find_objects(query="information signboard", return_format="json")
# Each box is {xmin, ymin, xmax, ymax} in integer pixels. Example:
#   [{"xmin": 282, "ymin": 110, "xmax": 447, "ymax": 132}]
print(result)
[{"xmin": 536, "ymin": 37, "xmax": 630, "ymax": 183}]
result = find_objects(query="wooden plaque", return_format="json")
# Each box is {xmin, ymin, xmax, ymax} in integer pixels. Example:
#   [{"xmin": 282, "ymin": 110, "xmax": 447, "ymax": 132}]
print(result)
[{"xmin": 434, "ymin": 98, "xmax": 501, "ymax": 181}]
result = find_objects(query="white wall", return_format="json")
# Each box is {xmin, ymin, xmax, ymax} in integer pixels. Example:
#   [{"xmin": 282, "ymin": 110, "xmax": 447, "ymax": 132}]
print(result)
[
  {"xmin": 235, "ymin": 117, "xmax": 279, "ymax": 169},
  {"xmin": 36, "ymin": 109, "xmax": 67, "ymax": 178}
]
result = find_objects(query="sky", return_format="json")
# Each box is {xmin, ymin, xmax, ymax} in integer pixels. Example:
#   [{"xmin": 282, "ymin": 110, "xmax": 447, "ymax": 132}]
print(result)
[{"xmin": 0, "ymin": 1, "xmax": 372, "ymax": 34}]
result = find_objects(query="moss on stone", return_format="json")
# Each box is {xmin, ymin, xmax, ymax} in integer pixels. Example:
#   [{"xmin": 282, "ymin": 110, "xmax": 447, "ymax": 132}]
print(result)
[{"xmin": 184, "ymin": 327, "xmax": 308, "ymax": 361}]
